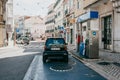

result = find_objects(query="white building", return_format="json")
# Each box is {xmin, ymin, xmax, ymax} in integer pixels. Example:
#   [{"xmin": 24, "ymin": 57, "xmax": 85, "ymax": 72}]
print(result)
[
  {"xmin": 54, "ymin": 0, "xmax": 64, "ymax": 38},
  {"xmin": 45, "ymin": 3, "xmax": 55, "ymax": 38},
  {"xmin": 6, "ymin": 0, "xmax": 14, "ymax": 46},
  {"xmin": 24, "ymin": 16, "xmax": 45, "ymax": 39}
]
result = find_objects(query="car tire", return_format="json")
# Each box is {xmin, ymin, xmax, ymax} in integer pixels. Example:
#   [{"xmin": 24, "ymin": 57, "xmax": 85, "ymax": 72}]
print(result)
[{"xmin": 43, "ymin": 56, "xmax": 47, "ymax": 63}]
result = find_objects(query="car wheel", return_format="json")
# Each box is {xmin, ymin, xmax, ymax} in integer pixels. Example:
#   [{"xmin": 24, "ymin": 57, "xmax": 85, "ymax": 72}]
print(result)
[{"xmin": 43, "ymin": 56, "xmax": 47, "ymax": 63}]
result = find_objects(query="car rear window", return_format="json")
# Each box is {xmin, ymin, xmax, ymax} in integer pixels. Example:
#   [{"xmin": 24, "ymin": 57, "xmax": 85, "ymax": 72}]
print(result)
[{"xmin": 46, "ymin": 38, "xmax": 65, "ymax": 46}]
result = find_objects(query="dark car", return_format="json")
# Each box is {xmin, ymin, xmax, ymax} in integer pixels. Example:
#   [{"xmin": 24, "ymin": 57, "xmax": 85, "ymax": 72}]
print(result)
[
  {"xmin": 16, "ymin": 37, "xmax": 29, "ymax": 44},
  {"xmin": 22, "ymin": 37, "xmax": 30, "ymax": 44},
  {"xmin": 43, "ymin": 38, "xmax": 68, "ymax": 63}
]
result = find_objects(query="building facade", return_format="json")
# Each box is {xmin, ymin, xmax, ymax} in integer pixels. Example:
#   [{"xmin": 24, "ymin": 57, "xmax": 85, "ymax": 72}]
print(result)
[
  {"xmin": 46, "ymin": 0, "xmax": 120, "ymax": 53},
  {"xmin": 45, "ymin": 3, "xmax": 55, "ymax": 38},
  {"xmin": 0, "ymin": 0, "xmax": 8, "ymax": 47},
  {"xmin": 24, "ymin": 16, "xmax": 45, "ymax": 40},
  {"xmin": 6, "ymin": 0, "xmax": 14, "ymax": 47},
  {"xmin": 82, "ymin": 0, "xmax": 120, "ymax": 52},
  {"xmin": 63, "ymin": 0, "xmax": 75, "ymax": 44},
  {"xmin": 54, "ymin": 0, "xmax": 64, "ymax": 38}
]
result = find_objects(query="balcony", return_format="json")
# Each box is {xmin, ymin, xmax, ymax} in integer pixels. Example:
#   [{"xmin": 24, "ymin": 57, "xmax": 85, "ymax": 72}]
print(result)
[
  {"xmin": 45, "ymin": 29, "xmax": 54, "ymax": 33},
  {"xmin": 45, "ymin": 19, "xmax": 55, "ymax": 24},
  {"xmin": 54, "ymin": 0, "xmax": 60, "ymax": 8},
  {"xmin": 48, "ymin": 10, "xmax": 53, "ymax": 15},
  {"xmin": 64, "ymin": 9, "xmax": 70, "ymax": 17}
]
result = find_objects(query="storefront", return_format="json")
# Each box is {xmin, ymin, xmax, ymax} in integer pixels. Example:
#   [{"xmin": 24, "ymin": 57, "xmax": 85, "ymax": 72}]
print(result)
[
  {"xmin": 77, "ymin": 11, "xmax": 99, "ymax": 58},
  {"xmin": 77, "ymin": 11, "xmax": 99, "ymax": 43}
]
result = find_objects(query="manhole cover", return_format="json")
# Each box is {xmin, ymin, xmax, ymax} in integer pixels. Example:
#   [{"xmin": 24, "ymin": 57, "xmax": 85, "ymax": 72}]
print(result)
[
  {"xmin": 50, "ymin": 64, "xmax": 73, "ymax": 72},
  {"xmin": 113, "ymin": 62, "xmax": 120, "ymax": 67},
  {"xmin": 97, "ymin": 62, "xmax": 110, "ymax": 65}
]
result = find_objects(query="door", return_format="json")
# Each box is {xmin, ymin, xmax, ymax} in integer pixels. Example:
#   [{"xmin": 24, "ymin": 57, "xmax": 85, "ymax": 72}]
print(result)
[{"xmin": 102, "ymin": 15, "xmax": 112, "ymax": 49}]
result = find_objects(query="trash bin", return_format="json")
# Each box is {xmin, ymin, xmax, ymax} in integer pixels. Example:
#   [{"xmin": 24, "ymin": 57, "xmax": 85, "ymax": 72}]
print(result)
[{"xmin": 79, "ymin": 42, "xmax": 85, "ymax": 56}]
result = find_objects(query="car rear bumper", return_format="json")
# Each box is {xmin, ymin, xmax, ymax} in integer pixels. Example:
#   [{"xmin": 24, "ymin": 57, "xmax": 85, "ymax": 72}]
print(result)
[{"xmin": 43, "ymin": 51, "xmax": 68, "ymax": 59}]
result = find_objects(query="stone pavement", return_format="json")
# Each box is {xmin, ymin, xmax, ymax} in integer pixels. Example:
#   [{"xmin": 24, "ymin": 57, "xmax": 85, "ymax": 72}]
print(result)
[{"xmin": 68, "ymin": 44, "xmax": 120, "ymax": 80}]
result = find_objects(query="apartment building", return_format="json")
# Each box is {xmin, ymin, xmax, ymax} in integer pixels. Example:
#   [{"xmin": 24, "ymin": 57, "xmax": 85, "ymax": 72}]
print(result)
[
  {"xmin": 45, "ymin": 3, "xmax": 55, "ymax": 38},
  {"xmin": 54, "ymin": 0, "xmax": 64, "ymax": 38},
  {"xmin": 63, "ymin": 0, "xmax": 75, "ymax": 44}
]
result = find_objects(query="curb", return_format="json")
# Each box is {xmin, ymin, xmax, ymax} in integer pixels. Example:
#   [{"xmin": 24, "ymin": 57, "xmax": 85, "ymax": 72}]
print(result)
[
  {"xmin": 69, "ymin": 50, "xmax": 118, "ymax": 80},
  {"xmin": 0, "ymin": 46, "xmax": 13, "ymax": 50}
]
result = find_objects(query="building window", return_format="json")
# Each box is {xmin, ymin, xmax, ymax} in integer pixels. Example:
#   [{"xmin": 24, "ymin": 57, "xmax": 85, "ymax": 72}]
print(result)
[
  {"xmin": 58, "ymin": 11, "xmax": 61, "ymax": 16},
  {"xmin": 77, "ymin": 1, "xmax": 80, "ymax": 9},
  {"xmin": 101, "ymin": 15, "xmax": 112, "ymax": 49}
]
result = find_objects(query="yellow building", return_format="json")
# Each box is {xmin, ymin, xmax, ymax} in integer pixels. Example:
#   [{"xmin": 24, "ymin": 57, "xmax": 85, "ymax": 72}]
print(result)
[{"xmin": 0, "ymin": 0, "xmax": 8, "ymax": 47}]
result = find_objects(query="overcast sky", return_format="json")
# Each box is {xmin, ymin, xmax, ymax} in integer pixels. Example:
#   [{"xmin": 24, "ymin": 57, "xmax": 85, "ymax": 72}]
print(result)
[{"xmin": 13, "ymin": 0, "xmax": 55, "ymax": 17}]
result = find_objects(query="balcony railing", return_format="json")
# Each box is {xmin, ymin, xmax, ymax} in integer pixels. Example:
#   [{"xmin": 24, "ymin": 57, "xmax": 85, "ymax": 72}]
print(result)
[
  {"xmin": 48, "ymin": 10, "xmax": 53, "ymax": 15},
  {"xmin": 45, "ymin": 19, "xmax": 55, "ymax": 24},
  {"xmin": 54, "ymin": 0, "xmax": 60, "ymax": 8},
  {"xmin": 45, "ymin": 29, "xmax": 54, "ymax": 33}
]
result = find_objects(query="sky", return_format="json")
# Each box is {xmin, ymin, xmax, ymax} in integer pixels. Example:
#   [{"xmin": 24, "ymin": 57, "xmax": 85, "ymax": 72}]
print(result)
[{"xmin": 13, "ymin": 0, "xmax": 55, "ymax": 17}]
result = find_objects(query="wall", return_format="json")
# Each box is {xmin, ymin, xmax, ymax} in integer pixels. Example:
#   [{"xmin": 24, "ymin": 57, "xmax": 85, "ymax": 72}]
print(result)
[
  {"xmin": 114, "ymin": 12, "xmax": 120, "ymax": 52},
  {"xmin": 98, "ymin": 1, "xmax": 113, "ymax": 50}
]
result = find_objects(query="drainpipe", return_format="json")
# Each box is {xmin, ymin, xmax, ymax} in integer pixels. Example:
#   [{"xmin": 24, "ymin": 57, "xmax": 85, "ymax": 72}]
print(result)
[{"xmin": 112, "ymin": 9, "xmax": 115, "ymax": 53}]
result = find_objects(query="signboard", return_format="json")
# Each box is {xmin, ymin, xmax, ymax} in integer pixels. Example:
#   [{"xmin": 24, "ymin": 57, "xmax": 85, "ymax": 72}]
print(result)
[
  {"xmin": 16, "ymin": 28, "xmax": 19, "ymax": 32},
  {"xmin": 77, "ymin": 11, "xmax": 98, "ymax": 23},
  {"xmin": 92, "ymin": 31, "xmax": 96, "ymax": 36}
]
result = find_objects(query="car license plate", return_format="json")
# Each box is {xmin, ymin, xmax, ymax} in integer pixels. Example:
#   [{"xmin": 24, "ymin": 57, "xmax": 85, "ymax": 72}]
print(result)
[{"xmin": 51, "ymin": 48, "xmax": 60, "ymax": 50}]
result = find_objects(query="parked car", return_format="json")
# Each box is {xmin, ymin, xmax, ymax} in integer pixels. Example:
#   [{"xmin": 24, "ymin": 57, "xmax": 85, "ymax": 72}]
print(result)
[
  {"xmin": 16, "ymin": 37, "xmax": 30, "ymax": 44},
  {"xmin": 43, "ymin": 38, "xmax": 68, "ymax": 63}
]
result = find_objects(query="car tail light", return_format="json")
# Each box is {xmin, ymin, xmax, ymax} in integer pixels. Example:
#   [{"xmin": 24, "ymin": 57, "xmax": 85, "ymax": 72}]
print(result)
[
  {"xmin": 64, "ymin": 45, "xmax": 67, "ymax": 50},
  {"xmin": 44, "ymin": 46, "xmax": 46, "ymax": 50}
]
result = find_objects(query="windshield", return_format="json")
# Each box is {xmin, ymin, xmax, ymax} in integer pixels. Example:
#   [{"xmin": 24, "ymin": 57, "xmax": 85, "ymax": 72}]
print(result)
[{"xmin": 46, "ymin": 38, "xmax": 65, "ymax": 46}]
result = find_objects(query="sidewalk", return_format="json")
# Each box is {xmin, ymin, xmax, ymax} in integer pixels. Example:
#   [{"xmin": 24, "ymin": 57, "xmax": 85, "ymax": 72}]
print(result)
[
  {"xmin": 68, "ymin": 44, "xmax": 120, "ymax": 80},
  {"xmin": 0, "ymin": 46, "xmax": 15, "ymax": 50}
]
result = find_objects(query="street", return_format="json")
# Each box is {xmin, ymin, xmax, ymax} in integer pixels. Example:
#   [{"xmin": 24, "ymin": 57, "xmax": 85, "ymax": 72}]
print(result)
[
  {"xmin": 1, "ymin": 41, "xmax": 108, "ymax": 80},
  {"xmin": 0, "ymin": 41, "xmax": 107, "ymax": 80},
  {"xmin": 24, "ymin": 55, "xmax": 107, "ymax": 80},
  {"xmin": 0, "ymin": 41, "xmax": 42, "ymax": 80}
]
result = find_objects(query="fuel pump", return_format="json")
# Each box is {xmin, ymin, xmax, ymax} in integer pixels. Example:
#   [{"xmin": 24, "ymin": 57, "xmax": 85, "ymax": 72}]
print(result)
[{"xmin": 85, "ymin": 30, "xmax": 99, "ymax": 59}]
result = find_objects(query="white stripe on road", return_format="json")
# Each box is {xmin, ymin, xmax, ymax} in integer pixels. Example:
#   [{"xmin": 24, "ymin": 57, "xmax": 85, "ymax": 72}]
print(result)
[{"xmin": 23, "ymin": 55, "xmax": 41, "ymax": 80}]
